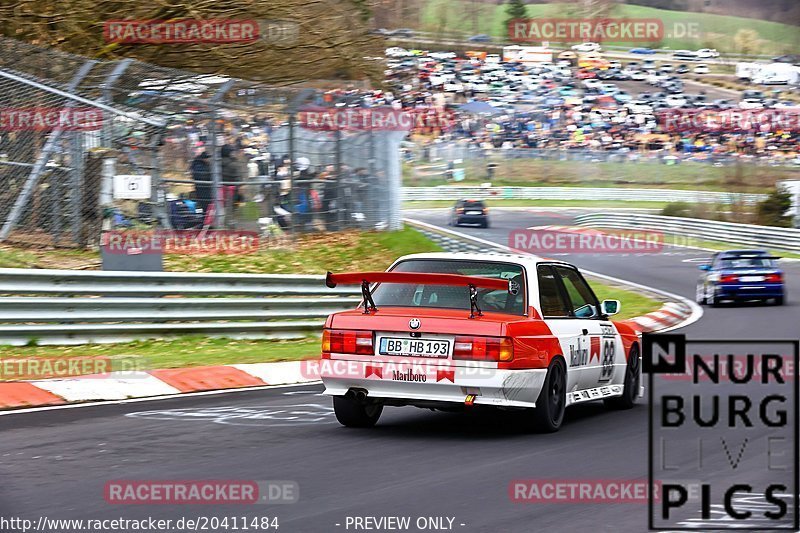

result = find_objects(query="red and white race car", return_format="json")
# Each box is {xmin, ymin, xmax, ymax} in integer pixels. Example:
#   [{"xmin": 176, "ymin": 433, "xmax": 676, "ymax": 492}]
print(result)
[{"xmin": 320, "ymin": 253, "xmax": 642, "ymax": 432}]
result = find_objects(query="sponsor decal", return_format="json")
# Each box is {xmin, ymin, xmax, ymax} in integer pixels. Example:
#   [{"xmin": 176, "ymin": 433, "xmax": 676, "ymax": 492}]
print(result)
[
  {"xmin": 391, "ymin": 369, "xmax": 426, "ymax": 382},
  {"xmin": 567, "ymin": 385, "xmax": 623, "ymax": 405},
  {"xmin": 0, "ymin": 107, "xmax": 103, "ymax": 131}
]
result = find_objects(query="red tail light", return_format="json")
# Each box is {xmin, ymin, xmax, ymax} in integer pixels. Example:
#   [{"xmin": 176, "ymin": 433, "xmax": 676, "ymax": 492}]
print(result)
[
  {"xmin": 765, "ymin": 273, "xmax": 783, "ymax": 283},
  {"xmin": 453, "ymin": 336, "xmax": 513, "ymax": 362},
  {"xmin": 323, "ymin": 329, "xmax": 373, "ymax": 356},
  {"xmin": 720, "ymin": 274, "xmax": 739, "ymax": 284}
]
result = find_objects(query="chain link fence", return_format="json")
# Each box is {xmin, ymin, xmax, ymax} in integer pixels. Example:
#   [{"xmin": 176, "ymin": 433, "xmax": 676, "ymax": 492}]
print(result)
[{"xmin": 0, "ymin": 37, "xmax": 403, "ymax": 250}]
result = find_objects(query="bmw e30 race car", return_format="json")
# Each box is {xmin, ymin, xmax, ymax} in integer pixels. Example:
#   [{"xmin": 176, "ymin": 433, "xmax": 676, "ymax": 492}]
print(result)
[
  {"xmin": 696, "ymin": 249, "xmax": 785, "ymax": 306},
  {"xmin": 320, "ymin": 253, "xmax": 642, "ymax": 432}
]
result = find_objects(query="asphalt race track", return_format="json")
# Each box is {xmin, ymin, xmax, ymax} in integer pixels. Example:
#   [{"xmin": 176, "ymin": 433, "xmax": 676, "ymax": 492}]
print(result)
[{"xmin": 2, "ymin": 208, "xmax": 798, "ymax": 533}]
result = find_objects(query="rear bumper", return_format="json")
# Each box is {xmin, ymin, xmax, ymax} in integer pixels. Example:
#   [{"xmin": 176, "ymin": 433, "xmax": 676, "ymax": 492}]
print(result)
[
  {"xmin": 716, "ymin": 283, "xmax": 784, "ymax": 299},
  {"xmin": 320, "ymin": 359, "xmax": 547, "ymax": 408},
  {"xmin": 456, "ymin": 215, "xmax": 487, "ymax": 224}
]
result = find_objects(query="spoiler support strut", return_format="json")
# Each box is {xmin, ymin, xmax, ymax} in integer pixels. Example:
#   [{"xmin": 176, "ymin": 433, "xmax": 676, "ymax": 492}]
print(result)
[
  {"xmin": 468, "ymin": 284, "xmax": 482, "ymax": 319},
  {"xmin": 361, "ymin": 280, "xmax": 378, "ymax": 314}
]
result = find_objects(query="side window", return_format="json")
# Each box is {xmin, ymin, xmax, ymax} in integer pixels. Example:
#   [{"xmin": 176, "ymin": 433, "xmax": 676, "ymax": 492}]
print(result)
[
  {"xmin": 554, "ymin": 266, "xmax": 600, "ymax": 319},
  {"xmin": 537, "ymin": 265, "xmax": 569, "ymax": 317}
]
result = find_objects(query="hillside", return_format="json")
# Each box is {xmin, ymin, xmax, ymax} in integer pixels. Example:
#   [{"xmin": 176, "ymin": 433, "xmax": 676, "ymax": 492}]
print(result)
[{"xmin": 419, "ymin": 1, "xmax": 800, "ymax": 54}]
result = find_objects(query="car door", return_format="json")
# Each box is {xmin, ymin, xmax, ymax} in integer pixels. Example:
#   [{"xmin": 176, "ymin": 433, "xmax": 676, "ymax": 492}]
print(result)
[
  {"xmin": 536, "ymin": 264, "xmax": 591, "ymax": 395},
  {"xmin": 551, "ymin": 265, "xmax": 622, "ymax": 391},
  {"xmin": 699, "ymin": 252, "xmax": 720, "ymax": 298}
]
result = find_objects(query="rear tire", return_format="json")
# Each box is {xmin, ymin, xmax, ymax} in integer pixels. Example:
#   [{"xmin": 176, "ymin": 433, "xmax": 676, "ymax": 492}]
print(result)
[
  {"xmin": 709, "ymin": 290, "xmax": 721, "ymax": 307},
  {"xmin": 695, "ymin": 284, "xmax": 707, "ymax": 305},
  {"xmin": 775, "ymin": 296, "xmax": 785, "ymax": 306},
  {"xmin": 529, "ymin": 358, "xmax": 567, "ymax": 433},
  {"xmin": 333, "ymin": 396, "xmax": 383, "ymax": 428},
  {"xmin": 605, "ymin": 344, "xmax": 640, "ymax": 410}
]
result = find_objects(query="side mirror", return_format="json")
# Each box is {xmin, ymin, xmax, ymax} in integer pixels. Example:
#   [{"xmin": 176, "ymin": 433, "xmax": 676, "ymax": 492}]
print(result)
[
  {"xmin": 601, "ymin": 299, "xmax": 620, "ymax": 316},
  {"xmin": 698, "ymin": 264, "xmax": 711, "ymax": 271}
]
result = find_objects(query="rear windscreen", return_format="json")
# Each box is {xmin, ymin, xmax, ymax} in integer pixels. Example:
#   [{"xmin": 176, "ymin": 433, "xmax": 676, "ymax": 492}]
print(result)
[{"xmin": 371, "ymin": 260, "xmax": 525, "ymax": 315}]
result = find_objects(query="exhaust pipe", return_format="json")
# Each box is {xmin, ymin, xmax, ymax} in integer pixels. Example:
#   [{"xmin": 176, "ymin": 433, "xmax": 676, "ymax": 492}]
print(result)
[{"xmin": 346, "ymin": 388, "xmax": 369, "ymax": 403}]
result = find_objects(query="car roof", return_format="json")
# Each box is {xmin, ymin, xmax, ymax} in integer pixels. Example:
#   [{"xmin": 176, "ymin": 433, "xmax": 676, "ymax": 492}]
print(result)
[
  {"xmin": 392, "ymin": 252, "xmax": 573, "ymax": 272},
  {"xmin": 718, "ymin": 249, "xmax": 769, "ymax": 256}
]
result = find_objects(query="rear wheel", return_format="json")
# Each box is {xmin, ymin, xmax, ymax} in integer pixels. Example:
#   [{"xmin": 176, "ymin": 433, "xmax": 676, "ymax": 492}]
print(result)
[
  {"xmin": 774, "ymin": 295, "xmax": 785, "ymax": 306},
  {"xmin": 333, "ymin": 396, "xmax": 383, "ymax": 428},
  {"xmin": 709, "ymin": 289, "xmax": 721, "ymax": 307},
  {"xmin": 529, "ymin": 358, "xmax": 566, "ymax": 433},
  {"xmin": 605, "ymin": 344, "xmax": 640, "ymax": 410},
  {"xmin": 695, "ymin": 283, "xmax": 707, "ymax": 305}
]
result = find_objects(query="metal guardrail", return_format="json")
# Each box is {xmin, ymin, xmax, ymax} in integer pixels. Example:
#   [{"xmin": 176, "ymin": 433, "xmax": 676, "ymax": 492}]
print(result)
[
  {"xmin": 403, "ymin": 186, "xmax": 766, "ymax": 204},
  {"xmin": 574, "ymin": 213, "xmax": 800, "ymax": 252},
  {"xmin": 0, "ymin": 269, "xmax": 360, "ymax": 346}
]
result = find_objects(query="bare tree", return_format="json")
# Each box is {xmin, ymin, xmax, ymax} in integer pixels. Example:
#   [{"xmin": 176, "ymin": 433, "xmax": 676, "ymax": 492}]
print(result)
[{"xmin": 0, "ymin": 0, "xmax": 383, "ymax": 84}]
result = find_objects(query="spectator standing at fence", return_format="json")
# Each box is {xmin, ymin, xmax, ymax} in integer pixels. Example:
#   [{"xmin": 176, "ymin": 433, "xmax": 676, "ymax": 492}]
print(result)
[
  {"xmin": 221, "ymin": 145, "xmax": 243, "ymax": 227},
  {"xmin": 320, "ymin": 165, "xmax": 339, "ymax": 232},
  {"xmin": 190, "ymin": 150, "xmax": 212, "ymax": 214}
]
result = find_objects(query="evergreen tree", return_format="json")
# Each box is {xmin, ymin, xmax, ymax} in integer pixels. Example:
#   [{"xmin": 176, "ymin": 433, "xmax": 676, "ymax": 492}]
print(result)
[{"xmin": 505, "ymin": 0, "xmax": 527, "ymax": 31}]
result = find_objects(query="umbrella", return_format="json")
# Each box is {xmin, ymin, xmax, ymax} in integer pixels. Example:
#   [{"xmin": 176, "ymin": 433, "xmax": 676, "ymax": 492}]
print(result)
[{"xmin": 459, "ymin": 101, "xmax": 503, "ymax": 115}]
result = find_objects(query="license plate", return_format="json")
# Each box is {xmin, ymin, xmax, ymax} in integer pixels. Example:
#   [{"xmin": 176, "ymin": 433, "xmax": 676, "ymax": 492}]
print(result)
[
  {"xmin": 379, "ymin": 337, "xmax": 451, "ymax": 358},
  {"xmin": 466, "ymin": 210, "xmax": 482, "ymax": 215},
  {"xmin": 740, "ymin": 276, "xmax": 764, "ymax": 282}
]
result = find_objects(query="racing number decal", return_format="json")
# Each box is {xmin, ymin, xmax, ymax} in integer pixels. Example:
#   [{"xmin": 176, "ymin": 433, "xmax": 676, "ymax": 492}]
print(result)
[
  {"xmin": 598, "ymin": 324, "xmax": 616, "ymax": 382},
  {"xmin": 599, "ymin": 339, "xmax": 615, "ymax": 382}
]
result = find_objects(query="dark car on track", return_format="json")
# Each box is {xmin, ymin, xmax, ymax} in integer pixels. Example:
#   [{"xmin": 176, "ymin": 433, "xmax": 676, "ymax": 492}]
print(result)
[
  {"xmin": 449, "ymin": 199, "xmax": 489, "ymax": 228},
  {"xmin": 468, "ymin": 34, "xmax": 492, "ymax": 43},
  {"xmin": 696, "ymin": 250, "xmax": 785, "ymax": 306}
]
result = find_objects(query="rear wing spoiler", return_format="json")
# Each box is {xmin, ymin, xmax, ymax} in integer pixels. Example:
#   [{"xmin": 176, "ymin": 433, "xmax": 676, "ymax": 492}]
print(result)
[{"xmin": 325, "ymin": 271, "xmax": 516, "ymax": 318}]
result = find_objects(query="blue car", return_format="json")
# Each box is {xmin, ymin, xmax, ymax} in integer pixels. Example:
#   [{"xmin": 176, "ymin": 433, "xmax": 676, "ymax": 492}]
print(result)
[
  {"xmin": 696, "ymin": 250, "xmax": 785, "ymax": 306},
  {"xmin": 629, "ymin": 47, "xmax": 655, "ymax": 54}
]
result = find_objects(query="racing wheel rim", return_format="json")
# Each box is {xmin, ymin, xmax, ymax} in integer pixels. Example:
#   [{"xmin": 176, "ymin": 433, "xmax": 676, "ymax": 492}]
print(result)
[{"xmin": 549, "ymin": 363, "xmax": 565, "ymax": 423}]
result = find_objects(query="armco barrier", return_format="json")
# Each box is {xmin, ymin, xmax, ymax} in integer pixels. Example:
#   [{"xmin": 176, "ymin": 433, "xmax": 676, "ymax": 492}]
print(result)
[
  {"xmin": 0, "ymin": 269, "xmax": 360, "ymax": 346},
  {"xmin": 573, "ymin": 213, "xmax": 800, "ymax": 253},
  {"xmin": 402, "ymin": 186, "xmax": 765, "ymax": 204}
]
